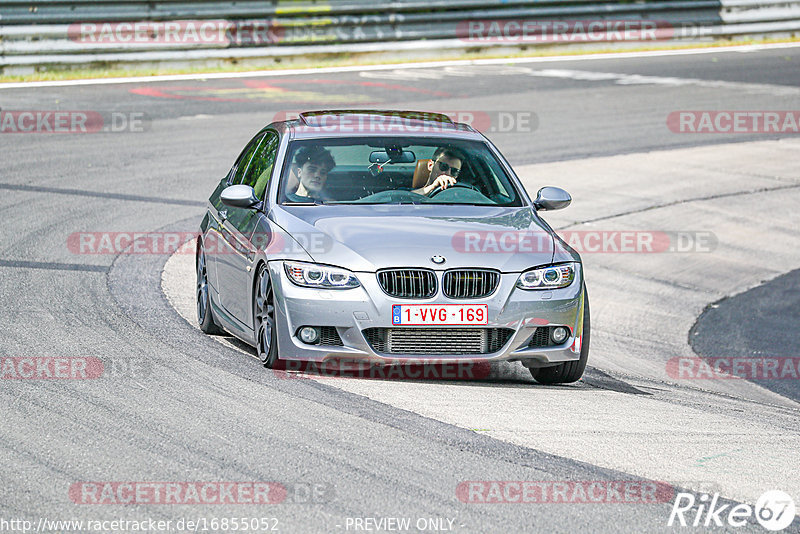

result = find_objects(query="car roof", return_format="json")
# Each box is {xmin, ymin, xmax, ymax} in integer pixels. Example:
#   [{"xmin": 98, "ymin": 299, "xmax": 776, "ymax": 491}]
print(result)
[{"xmin": 269, "ymin": 110, "xmax": 485, "ymax": 141}]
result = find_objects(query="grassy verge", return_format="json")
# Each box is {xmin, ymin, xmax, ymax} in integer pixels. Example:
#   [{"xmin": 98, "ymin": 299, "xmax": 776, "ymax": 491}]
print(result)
[{"xmin": 1, "ymin": 36, "xmax": 798, "ymax": 84}]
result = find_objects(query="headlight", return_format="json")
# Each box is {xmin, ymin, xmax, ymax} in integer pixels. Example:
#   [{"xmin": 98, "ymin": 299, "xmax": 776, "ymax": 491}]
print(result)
[
  {"xmin": 284, "ymin": 261, "xmax": 360, "ymax": 289},
  {"xmin": 516, "ymin": 263, "xmax": 577, "ymax": 290}
]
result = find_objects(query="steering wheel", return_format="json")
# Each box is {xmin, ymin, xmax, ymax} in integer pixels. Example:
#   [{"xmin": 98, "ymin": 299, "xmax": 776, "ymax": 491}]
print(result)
[{"xmin": 428, "ymin": 182, "xmax": 482, "ymax": 197}]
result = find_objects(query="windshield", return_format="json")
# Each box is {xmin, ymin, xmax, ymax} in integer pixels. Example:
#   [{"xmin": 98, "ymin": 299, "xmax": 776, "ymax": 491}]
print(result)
[{"xmin": 278, "ymin": 138, "xmax": 524, "ymax": 206}]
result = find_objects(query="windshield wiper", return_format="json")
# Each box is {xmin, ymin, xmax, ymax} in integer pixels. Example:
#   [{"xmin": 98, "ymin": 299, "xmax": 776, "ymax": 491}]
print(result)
[{"xmin": 283, "ymin": 199, "xmax": 325, "ymax": 206}]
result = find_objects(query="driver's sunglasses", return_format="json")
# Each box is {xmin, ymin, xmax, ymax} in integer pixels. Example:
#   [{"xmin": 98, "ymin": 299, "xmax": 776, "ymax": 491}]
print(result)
[{"xmin": 436, "ymin": 160, "xmax": 461, "ymax": 177}]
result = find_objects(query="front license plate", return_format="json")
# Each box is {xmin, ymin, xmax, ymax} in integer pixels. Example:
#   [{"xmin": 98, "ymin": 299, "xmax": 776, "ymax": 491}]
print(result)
[{"xmin": 392, "ymin": 304, "xmax": 489, "ymax": 326}]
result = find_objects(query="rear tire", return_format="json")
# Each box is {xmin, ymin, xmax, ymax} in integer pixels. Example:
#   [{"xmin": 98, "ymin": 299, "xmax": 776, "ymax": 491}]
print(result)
[
  {"xmin": 532, "ymin": 288, "xmax": 590, "ymax": 384},
  {"xmin": 197, "ymin": 245, "xmax": 224, "ymax": 335}
]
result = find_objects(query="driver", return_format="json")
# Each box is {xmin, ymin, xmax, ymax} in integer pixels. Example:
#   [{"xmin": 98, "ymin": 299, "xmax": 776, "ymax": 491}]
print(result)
[
  {"xmin": 286, "ymin": 146, "xmax": 335, "ymax": 202},
  {"xmin": 413, "ymin": 146, "xmax": 466, "ymax": 196}
]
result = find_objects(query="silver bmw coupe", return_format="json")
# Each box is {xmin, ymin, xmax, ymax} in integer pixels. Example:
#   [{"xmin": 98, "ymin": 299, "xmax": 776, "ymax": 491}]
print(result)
[{"xmin": 197, "ymin": 110, "xmax": 589, "ymax": 383}]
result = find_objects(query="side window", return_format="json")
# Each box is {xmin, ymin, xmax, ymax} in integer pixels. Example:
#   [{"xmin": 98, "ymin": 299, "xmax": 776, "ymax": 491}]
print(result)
[
  {"xmin": 231, "ymin": 133, "xmax": 266, "ymax": 185},
  {"xmin": 243, "ymin": 131, "xmax": 279, "ymax": 200}
]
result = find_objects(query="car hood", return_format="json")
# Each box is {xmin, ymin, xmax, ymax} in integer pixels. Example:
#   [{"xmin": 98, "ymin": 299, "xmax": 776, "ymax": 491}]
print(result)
[{"xmin": 269, "ymin": 205, "xmax": 557, "ymax": 272}]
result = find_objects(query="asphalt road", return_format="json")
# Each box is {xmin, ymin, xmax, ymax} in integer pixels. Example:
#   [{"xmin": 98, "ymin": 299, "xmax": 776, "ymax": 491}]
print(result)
[
  {"xmin": 1, "ymin": 44, "xmax": 799, "ymax": 533},
  {"xmin": 691, "ymin": 267, "xmax": 800, "ymax": 403}
]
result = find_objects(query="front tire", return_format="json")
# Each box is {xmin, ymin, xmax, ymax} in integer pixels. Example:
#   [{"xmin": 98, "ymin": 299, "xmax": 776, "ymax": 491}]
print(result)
[
  {"xmin": 197, "ymin": 245, "xmax": 224, "ymax": 335},
  {"xmin": 532, "ymin": 288, "xmax": 590, "ymax": 384},
  {"xmin": 254, "ymin": 264, "xmax": 279, "ymax": 368}
]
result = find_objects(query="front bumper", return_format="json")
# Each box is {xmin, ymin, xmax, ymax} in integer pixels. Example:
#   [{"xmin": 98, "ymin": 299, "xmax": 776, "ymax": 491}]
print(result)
[{"xmin": 267, "ymin": 261, "xmax": 585, "ymax": 369}]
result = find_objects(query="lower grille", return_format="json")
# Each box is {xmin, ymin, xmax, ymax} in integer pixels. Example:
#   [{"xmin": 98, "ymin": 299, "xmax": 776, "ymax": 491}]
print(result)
[
  {"xmin": 527, "ymin": 327, "xmax": 570, "ymax": 348},
  {"xmin": 528, "ymin": 327, "xmax": 552, "ymax": 347},
  {"xmin": 363, "ymin": 328, "xmax": 513, "ymax": 355},
  {"xmin": 319, "ymin": 326, "xmax": 343, "ymax": 346}
]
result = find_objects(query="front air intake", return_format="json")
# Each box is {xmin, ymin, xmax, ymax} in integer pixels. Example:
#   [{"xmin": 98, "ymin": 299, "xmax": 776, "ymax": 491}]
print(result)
[{"xmin": 363, "ymin": 328, "xmax": 513, "ymax": 355}]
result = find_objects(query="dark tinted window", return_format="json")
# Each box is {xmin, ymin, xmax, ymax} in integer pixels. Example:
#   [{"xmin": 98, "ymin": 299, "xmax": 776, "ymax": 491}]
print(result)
[
  {"xmin": 231, "ymin": 133, "xmax": 266, "ymax": 185},
  {"xmin": 243, "ymin": 131, "xmax": 279, "ymax": 200},
  {"xmin": 279, "ymin": 138, "xmax": 522, "ymax": 206}
]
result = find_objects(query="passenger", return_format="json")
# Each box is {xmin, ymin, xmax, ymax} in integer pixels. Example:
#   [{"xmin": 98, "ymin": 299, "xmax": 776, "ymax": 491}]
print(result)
[
  {"xmin": 286, "ymin": 146, "xmax": 335, "ymax": 202},
  {"xmin": 413, "ymin": 146, "xmax": 466, "ymax": 196}
]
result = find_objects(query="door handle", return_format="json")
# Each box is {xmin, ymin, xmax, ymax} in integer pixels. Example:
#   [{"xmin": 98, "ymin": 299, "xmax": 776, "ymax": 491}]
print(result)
[{"xmin": 219, "ymin": 210, "xmax": 228, "ymax": 222}]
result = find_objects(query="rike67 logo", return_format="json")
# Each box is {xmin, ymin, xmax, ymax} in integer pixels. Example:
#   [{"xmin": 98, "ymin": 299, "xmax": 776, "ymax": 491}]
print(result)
[{"xmin": 669, "ymin": 490, "xmax": 796, "ymax": 531}]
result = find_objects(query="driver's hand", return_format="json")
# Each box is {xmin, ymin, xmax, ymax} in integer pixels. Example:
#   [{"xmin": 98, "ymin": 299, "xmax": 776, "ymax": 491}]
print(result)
[{"xmin": 424, "ymin": 174, "xmax": 457, "ymax": 195}]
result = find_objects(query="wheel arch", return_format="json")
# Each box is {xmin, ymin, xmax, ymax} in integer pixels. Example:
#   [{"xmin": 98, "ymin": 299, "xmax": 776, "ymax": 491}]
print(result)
[
  {"xmin": 196, "ymin": 234, "xmax": 203, "ymax": 270},
  {"xmin": 251, "ymin": 258, "xmax": 269, "ymax": 330}
]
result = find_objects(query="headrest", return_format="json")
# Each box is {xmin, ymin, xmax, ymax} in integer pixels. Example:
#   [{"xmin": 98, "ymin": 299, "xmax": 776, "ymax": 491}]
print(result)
[
  {"xmin": 412, "ymin": 159, "xmax": 431, "ymax": 189},
  {"xmin": 286, "ymin": 167, "xmax": 299, "ymax": 192}
]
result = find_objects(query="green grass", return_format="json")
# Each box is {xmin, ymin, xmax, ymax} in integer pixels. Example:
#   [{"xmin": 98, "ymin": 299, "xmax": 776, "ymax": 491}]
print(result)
[{"xmin": 1, "ymin": 36, "xmax": 797, "ymax": 84}]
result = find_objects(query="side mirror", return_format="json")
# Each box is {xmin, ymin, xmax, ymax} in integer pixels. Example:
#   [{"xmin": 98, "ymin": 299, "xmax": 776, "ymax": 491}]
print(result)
[
  {"xmin": 533, "ymin": 186, "xmax": 571, "ymax": 211},
  {"xmin": 221, "ymin": 185, "xmax": 260, "ymax": 209}
]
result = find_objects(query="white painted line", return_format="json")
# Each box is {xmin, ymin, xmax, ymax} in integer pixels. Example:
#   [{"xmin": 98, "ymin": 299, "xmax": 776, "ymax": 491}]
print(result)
[
  {"xmin": 525, "ymin": 68, "xmax": 800, "ymax": 97},
  {"xmin": 358, "ymin": 62, "xmax": 800, "ymax": 96},
  {"xmin": 1, "ymin": 41, "xmax": 799, "ymax": 90}
]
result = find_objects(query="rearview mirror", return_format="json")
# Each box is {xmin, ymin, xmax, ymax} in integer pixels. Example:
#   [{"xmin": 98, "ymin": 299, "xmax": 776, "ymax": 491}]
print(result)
[
  {"xmin": 534, "ymin": 186, "xmax": 571, "ymax": 211},
  {"xmin": 221, "ymin": 185, "xmax": 260, "ymax": 209},
  {"xmin": 369, "ymin": 150, "xmax": 416, "ymax": 164}
]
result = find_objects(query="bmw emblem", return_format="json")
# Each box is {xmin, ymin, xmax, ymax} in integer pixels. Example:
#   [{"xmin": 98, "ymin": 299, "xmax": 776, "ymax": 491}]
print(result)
[{"xmin": 431, "ymin": 255, "xmax": 446, "ymax": 265}]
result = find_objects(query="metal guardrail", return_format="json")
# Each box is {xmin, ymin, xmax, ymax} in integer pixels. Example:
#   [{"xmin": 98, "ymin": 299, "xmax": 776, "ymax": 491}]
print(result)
[{"xmin": 0, "ymin": 1, "xmax": 798, "ymax": 71}]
